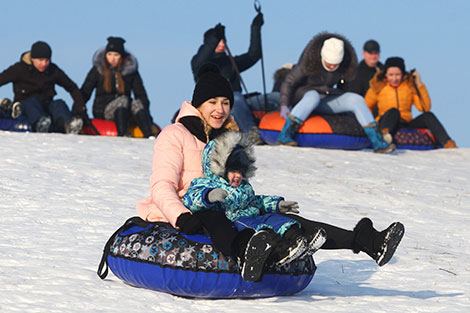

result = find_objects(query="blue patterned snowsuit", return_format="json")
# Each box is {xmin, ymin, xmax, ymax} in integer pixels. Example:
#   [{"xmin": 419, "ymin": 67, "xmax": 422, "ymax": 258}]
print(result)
[{"xmin": 183, "ymin": 136, "xmax": 299, "ymax": 236}]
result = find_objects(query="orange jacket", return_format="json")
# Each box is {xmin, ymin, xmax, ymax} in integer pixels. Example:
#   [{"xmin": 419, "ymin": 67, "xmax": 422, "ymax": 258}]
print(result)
[{"xmin": 364, "ymin": 73, "xmax": 431, "ymax": 123}]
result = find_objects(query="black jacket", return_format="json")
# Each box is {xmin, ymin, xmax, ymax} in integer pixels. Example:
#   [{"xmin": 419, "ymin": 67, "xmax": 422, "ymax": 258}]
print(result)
[
  {"xmin": 0, "ymin": 51, "xmax": 85, "ymax": 114},
  {"xmin": 80, "ymin": 49, "xmax": 150, "ymax": 118},
  {"xmin": 191, "ymin": 23, "xmax": 262, "ymax": 92},
  {"xmin": 345, "ymin": 60, "xmax": 383, "ymax": 96},
  {"xmin": 280, "ymin": 32, "xmax": 357, "ymax": 108}
]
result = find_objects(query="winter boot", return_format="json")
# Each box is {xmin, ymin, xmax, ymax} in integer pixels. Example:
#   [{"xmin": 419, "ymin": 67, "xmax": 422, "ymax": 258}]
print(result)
[
  {"xmin": 275, "ymin": 227, "xmax": 308, "ymax": 266},
  {"xmin": 114, "ymin": 108, "xmax": 130, "ymax": 136},
  {"xmin": 241, "ymin": 229, "xmax": 277, "ymax": 282},
  {"xmin": 443, "ymin": 139, "xmax": 457, "ymax": 148},
  {"xmin": 381, "ymin": 127, "xmax": 393, "ymax": 144},
  {"xmin": 34, "ymin": 115, "xmax": 52, "ymax": 133},
  {"xmin": 353, "ymin": 218, "xmax": 405, "ymax": 267},
  {"xmin": 363, "ymin": 122, "xmax": 396, "ymax": 153},
  {"xmin": 65, "ymin": 116, "xmax": 84, "ymax": 134},
  {"xmin": 276, "ymin": 115, "xmax": 303, "ymax": 146},
  {"xmin": 302, "ymin": 227, "xmax": 327, "ymax": 257},
  {"xmin": 247, "ymin": 126, "xmax": 265, "ymax": 145},
  {"xmin": 134, "ymin": 109, "xmax": 153, "ymax": 138},
  {"xmin": 0, "ymin": 98, "xmax": 13, "ymax": 111}
]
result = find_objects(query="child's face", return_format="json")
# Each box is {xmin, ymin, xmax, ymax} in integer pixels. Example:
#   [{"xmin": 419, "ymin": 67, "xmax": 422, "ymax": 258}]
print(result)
[{"xmin": 227, "ymin": 171, "xmax": 243, "ymax": 187}]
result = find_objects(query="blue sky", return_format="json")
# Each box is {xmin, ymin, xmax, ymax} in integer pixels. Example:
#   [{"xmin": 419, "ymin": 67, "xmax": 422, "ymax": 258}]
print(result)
[{"xmin": 1, "ymin": 0, "xmax": 469, "ymax": 147}]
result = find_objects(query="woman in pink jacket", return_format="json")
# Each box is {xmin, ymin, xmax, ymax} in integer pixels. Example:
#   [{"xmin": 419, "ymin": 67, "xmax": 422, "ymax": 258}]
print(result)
[{"xmin": 137, "ymin": 64, "xmax": 280, "ymax": 281}]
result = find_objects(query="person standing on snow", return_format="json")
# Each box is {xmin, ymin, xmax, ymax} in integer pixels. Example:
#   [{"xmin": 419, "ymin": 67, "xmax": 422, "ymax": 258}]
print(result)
[
  {"xmin": 365, "ymin": 56, "xmax": 457, "ymax": 148},
  {"xmin": 0, "ymin": 41, "xmax": 85, "ymax": 134},
  {"xmin": 80, "ymin": 37, "xmax": 156, "ymax": 138},
  {"xmin": 276, "ymin": 33, "xmax": 395, "ymax": 153},
  {"xmin": 191, "ymin": 12, "xmax": 265, "ymax": 144}
]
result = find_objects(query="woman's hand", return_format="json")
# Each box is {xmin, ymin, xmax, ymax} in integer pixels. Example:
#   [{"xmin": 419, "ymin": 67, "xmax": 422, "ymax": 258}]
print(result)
[
  {"xmin": 176, "ymin": 212, "xmax": 203, "ymax": 234},
  {"xmin": 280, "ymin": 105, "xmax": 290, "ymax": 119},
  {"xmin": 412, "ymin": 70, "xmax": 423, "ymax": 87}
]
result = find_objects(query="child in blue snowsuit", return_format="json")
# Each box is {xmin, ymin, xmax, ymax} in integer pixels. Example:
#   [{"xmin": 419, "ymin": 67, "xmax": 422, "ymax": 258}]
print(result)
[{"xmin": 183, "ymin": 131, "xmax": 325, "ymax": 266}]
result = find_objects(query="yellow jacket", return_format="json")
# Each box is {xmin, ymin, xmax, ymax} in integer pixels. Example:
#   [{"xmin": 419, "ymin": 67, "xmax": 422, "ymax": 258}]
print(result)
[{"xmin": 364, "ymin": 73, "xmax": 431, "ymax": 123}]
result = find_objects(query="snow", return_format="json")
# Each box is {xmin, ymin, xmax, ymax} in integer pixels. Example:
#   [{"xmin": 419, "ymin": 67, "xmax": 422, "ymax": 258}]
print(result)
[{"xmin": 1, "ymin": 131, "xmax": 469, "ymax": 312}]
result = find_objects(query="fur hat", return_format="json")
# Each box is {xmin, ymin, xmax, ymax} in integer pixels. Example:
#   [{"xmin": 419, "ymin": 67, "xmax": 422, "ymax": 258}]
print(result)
[
  {"xmin": 192, "ymin": 63, "xmax": 234, "ymax": 108},
  {"xmin": 225, "ymin": 144, "xmax": 253, "ymax": 177},
  {"xmin": 320, "ymin": 37, "xmax": 344, "ymax": 64},
  {"xmin": 106, "ymin": 37, "xmax": 126, "ymax": 56},
  {"xmin": 31, "ymin": 41, "xmax": 52, "ymax": 59},
  {"xmin": 384, "ymin": 57, "xmax": 405, "ymax": 74}
]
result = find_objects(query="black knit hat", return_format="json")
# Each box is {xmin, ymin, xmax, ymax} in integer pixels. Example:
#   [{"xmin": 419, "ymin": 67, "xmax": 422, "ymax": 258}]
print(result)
[
  {"xmin": 31, "ymin": 41, "xmax": 52, "ymax": 59},
  {"xmin": 363, "ymin": 39, "xmax": 380, "ymax": 53},
  {"xmin": 384, "ymin": 57, "xmax": 406, "ymax": 74},
  {"xmin": 106, "ymin": 36, "xmax": 126, "ymax": 56},
  {"xmin": 225, "ymin": 145, "xmax": 252, "ymax": 177},
  {"xmin": 192, "ymin": 63, "xmax": 233, "ymax": 108}
]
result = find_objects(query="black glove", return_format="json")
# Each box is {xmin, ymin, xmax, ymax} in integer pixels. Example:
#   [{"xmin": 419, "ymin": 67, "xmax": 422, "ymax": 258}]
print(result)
[
  {"xmin": 252, "ymin": 12, "xmax": 264, "ymax": 27},
  {"xmin": 176, "ymin": 212, "xmax": 203, "ymax": 235},
  {"xmin": 214, "ymin": 23, "xmax": 225, "ymax": 41}
]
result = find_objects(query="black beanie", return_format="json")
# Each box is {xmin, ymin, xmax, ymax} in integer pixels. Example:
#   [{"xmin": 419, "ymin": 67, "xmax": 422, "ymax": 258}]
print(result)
[
  {"xmin": 106, "ymin": 36, "xmax": 126, "ymax": 56},
  {"xmin": 384, "ymin": 57, "xmax": 406, "ymax": 74},
  {"xmin": 192, "ymin": 63, "xmax": 234, "ymax": 108},
  {"xmin": 225, "ymin": 145, "xmax": 252, "ymax": 177},
  {"xmin": 31, "ymin": 41, "xmax": 52, "ymax": 59}
]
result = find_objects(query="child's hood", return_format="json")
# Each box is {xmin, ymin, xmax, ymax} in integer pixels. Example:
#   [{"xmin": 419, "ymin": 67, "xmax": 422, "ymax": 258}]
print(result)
[{"xmin": 201, "ymin": 131, "xmax": 257, "ymax": 181}]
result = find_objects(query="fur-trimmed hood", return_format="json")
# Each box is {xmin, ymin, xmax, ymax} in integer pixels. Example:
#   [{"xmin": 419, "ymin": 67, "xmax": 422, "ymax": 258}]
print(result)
[
  {"xmin": 369, "ymin": 71, "xmax": 417, "ymax": 95},
  {"xmin": 92, "ymin": 48, "xmax": 138, "ymax": 76},
  {"xmin": 298, "ymin": 32, "xmax": 357, "ymax": 81},
  {"xmin": 202, "ymin": 131, "xmax": 257, "ymax": 182}
]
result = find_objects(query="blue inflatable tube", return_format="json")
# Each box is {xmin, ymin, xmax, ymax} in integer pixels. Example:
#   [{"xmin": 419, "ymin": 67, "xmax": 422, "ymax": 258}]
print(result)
[{"xmin": 98, "ymin": 217, "xmax": 316, "ymax": 299}]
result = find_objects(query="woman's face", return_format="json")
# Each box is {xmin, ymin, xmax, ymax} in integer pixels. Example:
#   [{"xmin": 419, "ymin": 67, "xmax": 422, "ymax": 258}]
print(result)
[
  {"xmin": 105, "ymin": 51, "xmax": 122, "ymax": 68},
  {"xmin": 198, "ymin": 97, "xmax": 230, "ymax": 129},
  {"xmin": 385, "ymin": 67, "xmax": 403, "ymax": 88}
]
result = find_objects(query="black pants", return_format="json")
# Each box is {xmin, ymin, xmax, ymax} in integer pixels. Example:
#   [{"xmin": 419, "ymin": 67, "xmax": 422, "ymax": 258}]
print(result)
[
  {"xmin": 379, "ymin": 108, "xmax": 451, "ymax": 145},
  {"xmin": 194, "ymin": 210, "xmax": 253, "ymax": 259},
  {"xmin": 283, "ymin": 214, "xmax": 355, "ymax": 250}
]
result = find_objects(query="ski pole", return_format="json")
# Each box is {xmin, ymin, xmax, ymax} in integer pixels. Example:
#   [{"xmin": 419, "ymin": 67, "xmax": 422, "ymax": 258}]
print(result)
[
  {"xmin": 225, "ymin": 42, "xmax": 249, "ymax": 94},
  {"xmin": 410, "ymin": 68, "xmax": 427, "ymax": 113},
  {"xmin": 254, "ymin": 0, "xmax": 268, "ymax": 108}
]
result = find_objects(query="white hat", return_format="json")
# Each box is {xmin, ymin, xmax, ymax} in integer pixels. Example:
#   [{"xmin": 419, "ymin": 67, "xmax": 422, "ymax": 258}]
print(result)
[{"xmin": 320, "ymin": 38, "xmax": 344, "ymax": 65}]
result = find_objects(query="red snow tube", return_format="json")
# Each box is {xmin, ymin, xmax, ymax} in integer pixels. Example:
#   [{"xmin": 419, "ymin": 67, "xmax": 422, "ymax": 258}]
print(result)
[
  {"xmin": 81, "ymin": 118, "xmax": 161, "ymax": 138},
  {"xmin": 258, "ymin": 112, "xmax": 439, "ymax": 150}
]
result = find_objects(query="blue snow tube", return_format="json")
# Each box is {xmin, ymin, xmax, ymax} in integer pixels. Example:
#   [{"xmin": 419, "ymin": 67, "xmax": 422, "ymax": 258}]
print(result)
[
  {"xmin": 98, "ymin": 217, "xmax": 316, "ymax": 299},
  {"xmin": 0, "ymin": 112, "xmax": 31, "ymax": 132}
]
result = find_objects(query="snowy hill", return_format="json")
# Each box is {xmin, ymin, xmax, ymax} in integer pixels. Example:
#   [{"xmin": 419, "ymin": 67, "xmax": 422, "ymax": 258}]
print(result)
[{"xmin": 1, "ymin": 131, "xmax": 469, "ymax": 312}]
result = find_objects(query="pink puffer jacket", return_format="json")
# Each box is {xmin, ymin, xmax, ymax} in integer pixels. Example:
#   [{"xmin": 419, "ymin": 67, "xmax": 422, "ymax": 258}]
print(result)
[{"xmin": 136, "ymin": 101, "xmax": 207, "ymax": 227}]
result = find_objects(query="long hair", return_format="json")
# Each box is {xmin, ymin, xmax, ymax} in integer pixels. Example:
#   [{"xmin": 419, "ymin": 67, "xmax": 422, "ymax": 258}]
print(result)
[
  {"xmin": 198, "ymin": 111, "xmax": 239, "ymax": 143},
  {"xmin": 103, "ymin": 56, "xmax": 125, "ymax": 94}
]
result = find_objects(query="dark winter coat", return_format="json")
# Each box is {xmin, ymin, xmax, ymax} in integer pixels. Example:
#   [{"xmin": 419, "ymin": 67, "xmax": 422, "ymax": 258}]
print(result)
[
  {"xmin": 280, "ymin": 32, "xmax": 357, "ymax": 108},
  {"xmin": 80, "ymin": 48, "xmax": 150, "ymax": 118},
  {"xmin": 345, "ymin": 60, "xmax": 384, "ymax": 96},
  {"xmin": 190, "ymin": 24, "xmax": 262, "ymax": 92},
  {"xmin": 183, "ymin": 132, "xmax": 285, "ymax": 224},
  {"xmin": 0, "ymin": 52, "xmax": 85, "ymax": 114},
  {"xmin": 272, "ymin": 67, "xmax": 293, "ymax": 92}
]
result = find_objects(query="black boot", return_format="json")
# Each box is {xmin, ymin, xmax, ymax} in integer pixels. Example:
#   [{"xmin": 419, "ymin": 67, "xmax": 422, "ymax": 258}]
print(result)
[
  {"xmin": 134, "ymin": 109, "xmax": 153, "ymax": 138},
  {"xmin": 114, "ymin": 108, "xmax": 129, "ymax": 136},
  {"xmin": 241, "ymin": 229, "xmax": 278, "ymax": 282},
  {"xmin": 274, "ymin": 227, "xmax": 307, "ymax": 265},
  {"xmin": 353, "ymin": 218, "xmax": 405, "ymax": 266}
]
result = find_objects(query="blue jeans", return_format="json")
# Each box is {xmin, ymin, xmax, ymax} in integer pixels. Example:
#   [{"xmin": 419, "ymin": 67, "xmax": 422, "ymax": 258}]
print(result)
[
  {"xmin": 232, "ymin": 91, "xmax": 281, "ymax": 132},
  {"xmin": 21, "ymin": 96, "xmax": 72, "ymax": 131},
  {"xmin": 290, "ymin": 90, "xmax": 374, "ymax": 126}
]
